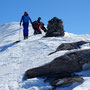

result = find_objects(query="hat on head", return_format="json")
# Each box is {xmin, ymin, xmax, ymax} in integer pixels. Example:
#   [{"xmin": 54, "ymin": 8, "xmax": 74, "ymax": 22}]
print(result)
[
  {"xmin": 38, "ymin": 17, "xmax": 41, "ymax": 20},
  {"xmin": 24, "ymin": 12, "xmax": 28, "ymax": 15}
]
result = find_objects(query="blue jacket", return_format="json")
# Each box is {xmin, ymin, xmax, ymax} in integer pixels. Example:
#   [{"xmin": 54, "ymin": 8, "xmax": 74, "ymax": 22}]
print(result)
[{"xmin": 20, "ymin": 15, "xmax": 32, "ymax": 25}]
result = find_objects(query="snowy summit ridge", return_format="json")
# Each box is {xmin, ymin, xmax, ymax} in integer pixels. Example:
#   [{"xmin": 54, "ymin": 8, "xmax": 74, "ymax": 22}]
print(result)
[{"xmin": 0, "ymin": 22, "xmax": 90, "ymax": 90}]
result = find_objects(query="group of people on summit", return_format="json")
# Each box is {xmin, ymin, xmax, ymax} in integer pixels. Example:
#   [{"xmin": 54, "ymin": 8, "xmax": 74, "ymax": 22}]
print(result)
[{"xmin": 20, "ymin": 11, "xmax": 47, "ymax": 39}]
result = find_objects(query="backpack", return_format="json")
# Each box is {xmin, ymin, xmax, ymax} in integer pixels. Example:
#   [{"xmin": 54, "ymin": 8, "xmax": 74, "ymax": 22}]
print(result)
[{"xmin": 32, "ymin": 21, "xmax": 38, "ymax": 25}]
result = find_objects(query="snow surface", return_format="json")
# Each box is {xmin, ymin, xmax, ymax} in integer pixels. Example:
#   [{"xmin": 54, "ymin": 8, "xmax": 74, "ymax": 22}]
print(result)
[{"xmin": 0, "ymin": 22, "xmax": 90, "ymax": 90}]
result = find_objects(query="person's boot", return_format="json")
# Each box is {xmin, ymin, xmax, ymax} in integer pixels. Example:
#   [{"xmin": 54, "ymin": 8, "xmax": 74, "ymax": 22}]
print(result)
[
  {"xmin": 26, "ymin": 35, "xmax": 28, "ymax": 39},
  {"xmin": 24, "ymin": 34, "xmax": 27, "ymax": 39}
]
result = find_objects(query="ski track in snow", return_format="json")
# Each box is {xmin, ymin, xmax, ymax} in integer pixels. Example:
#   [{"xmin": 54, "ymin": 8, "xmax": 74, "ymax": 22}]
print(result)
[{"xmin": 0, "ymin": 22, "xmax": 90, "ymax": 90}]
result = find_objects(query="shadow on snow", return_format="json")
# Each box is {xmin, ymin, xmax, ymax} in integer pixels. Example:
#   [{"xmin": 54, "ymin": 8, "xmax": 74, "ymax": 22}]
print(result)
[{"xmin": 0, "ymin": 42, "xmax": 18, "ymax": 52}]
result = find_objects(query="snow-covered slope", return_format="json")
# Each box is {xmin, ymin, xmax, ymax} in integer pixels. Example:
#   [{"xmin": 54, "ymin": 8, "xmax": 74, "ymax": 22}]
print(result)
[{"xmin": 0, "ymin": 22, "xmax": 90, "ymax": 90}]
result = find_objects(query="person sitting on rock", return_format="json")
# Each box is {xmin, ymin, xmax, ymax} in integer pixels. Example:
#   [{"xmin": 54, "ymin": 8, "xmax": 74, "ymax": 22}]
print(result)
[{"xmin": 32, "ymin": 17, "xmax": 42, "ymax": 35}]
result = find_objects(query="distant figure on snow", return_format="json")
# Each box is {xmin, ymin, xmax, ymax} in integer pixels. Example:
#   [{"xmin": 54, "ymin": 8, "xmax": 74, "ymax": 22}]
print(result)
[
  {"xmin": 32, "ymin": 17, "xmax": 42, "ymax": 35},
  {"xmin": 20, "ymin": 12, "xmax": 32, "ymax": 39}
]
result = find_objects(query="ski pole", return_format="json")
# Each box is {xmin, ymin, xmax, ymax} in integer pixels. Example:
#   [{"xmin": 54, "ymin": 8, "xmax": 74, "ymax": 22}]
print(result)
[{"xmin": 19, "ymin": 28, "xmax": 21, "ymax": 41}]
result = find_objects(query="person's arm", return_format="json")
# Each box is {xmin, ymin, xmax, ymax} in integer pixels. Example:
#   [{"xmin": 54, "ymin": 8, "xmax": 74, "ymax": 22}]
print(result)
[
  {"xmin": 20, "ymin": 16, "xmax": 23, "ymax": 26},
  {"xmin": 29, "ymin": 16, "xmax": 32, "ymax": 24}
]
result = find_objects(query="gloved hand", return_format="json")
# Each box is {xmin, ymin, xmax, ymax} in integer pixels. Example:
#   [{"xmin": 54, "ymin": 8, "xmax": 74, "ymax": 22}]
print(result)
[
  {"xmin": 20, "ymin": 23, "xmax": 21, "ymax": 26},
  {"xmin": 31, "ymin": 21, "xmax": 33, "ymax": 25}
]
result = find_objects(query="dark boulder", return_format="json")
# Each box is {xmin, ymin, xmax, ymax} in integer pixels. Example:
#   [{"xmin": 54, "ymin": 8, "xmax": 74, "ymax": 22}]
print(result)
[
  {"xmin": 45, "ymin": 17, "xmax": 65, "ymax": 37},
  {"xmin": 25, "ymin": 49, "xmax": 90, "ymax": 79},
  {"xmin": 49, "ymin": 41, "xmax": 89, "ymax": 55}
]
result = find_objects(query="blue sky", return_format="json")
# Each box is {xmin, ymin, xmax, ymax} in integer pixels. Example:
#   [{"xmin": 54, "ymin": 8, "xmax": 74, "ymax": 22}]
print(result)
[{"xmin": 0, "ymin": 0, "xmax": 90, "ymax": 34}]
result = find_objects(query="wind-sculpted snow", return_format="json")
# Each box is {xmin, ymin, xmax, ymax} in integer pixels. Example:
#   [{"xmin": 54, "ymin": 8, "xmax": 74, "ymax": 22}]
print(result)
[{"xmin": 0, "ymin": 22, "xmax": 90, "ymax": 90}]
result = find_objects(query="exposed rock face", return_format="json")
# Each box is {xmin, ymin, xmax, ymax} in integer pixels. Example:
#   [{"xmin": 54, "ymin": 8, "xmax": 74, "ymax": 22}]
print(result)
[
  {"xmin": 56, "ymin": 41, "xmax": 88, "ymax": 51},
  {"xmin": 49, "ymin": 41, "xmax": 89, "ymax": 55},
  {"xmin": 25, "ymin": 49, "xmax": 90, "ymax": 79},
  {"xmin": 45, "ymin": 17, "xmax": 65, "ymax": 37}
]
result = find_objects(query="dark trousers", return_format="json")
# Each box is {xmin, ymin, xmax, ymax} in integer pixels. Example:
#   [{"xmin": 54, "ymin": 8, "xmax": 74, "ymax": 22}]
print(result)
[
  {"xmin": 33, "ymin": 28, "xmax": 42, "ymax": 35},
  {"xmin": 23, "ymin": 23, "xmax": 29, "ymax": 39}
]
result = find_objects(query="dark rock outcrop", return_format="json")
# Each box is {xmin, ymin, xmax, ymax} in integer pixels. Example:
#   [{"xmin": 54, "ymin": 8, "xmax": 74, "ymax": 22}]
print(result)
[
  {"xmin": 25, "ymin": 49, "xmax": 90, "ymax": 79},
  {"xmin": 45, "ymin": 17, "xmax": 65, "ymax": 37},
  {"xmin": 50, "ymin": 75, "xmax": 83, "ymax": 90},
  {"xmin": 24, "ymin": 40, "xmax": 90, "ymax": 89},
  {"xmin": 52, "ymin": 75, "xmax": 83, "ymax": 86},
  {"xmin": 49, "ymin": 41, "xmax": 89, "ymax": 55}
]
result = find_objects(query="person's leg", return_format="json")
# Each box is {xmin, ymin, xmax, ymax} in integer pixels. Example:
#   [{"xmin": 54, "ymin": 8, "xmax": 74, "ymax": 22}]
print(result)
[
  {"xmin": 23, "ymin": 26, "xmax": 26, "ymax": 39},
  {"xmin": 25, "ymin": 27, "xmax": 28, "ymax": 39},
  {"xmin": 37, "ymin": 30, "xmax": 42, "ymax": 34},
  {"xmin": 25, "ymin": 34, "xmax": 27, "ymax": 39},
  {"xmin": 26, "ymin": 34, "xmax": 28, "ymax": 39},
  {"xmin": 23, "ymin": 24, "xmax": 29, "ymax": 39},
  {"xmin": 34, "ymin": 30, "xmax": 36, "ymax": 35},
  {"xmin": 43, "ymin": 26, "xmax": 47, "ymax": 32},
  {"xmin": 37, "ymin": 25, "xmax": 42, "ymax": 34},
  {"xmin": 34, "ymin": 28, "xmax": 38, "ymax": 35},
  {"xmin": 24, "ymin": 34, "xmax": 26, "ymax": 39}
]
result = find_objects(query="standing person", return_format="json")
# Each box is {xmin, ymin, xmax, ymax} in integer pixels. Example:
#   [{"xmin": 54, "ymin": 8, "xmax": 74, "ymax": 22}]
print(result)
[
  {"xmin": 20, "ymin": 11, "xmax": 32, "ymax": 39},
  {"xmin": 32, "ymin": 17, "xmax": 42, "ymax": 35}
]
